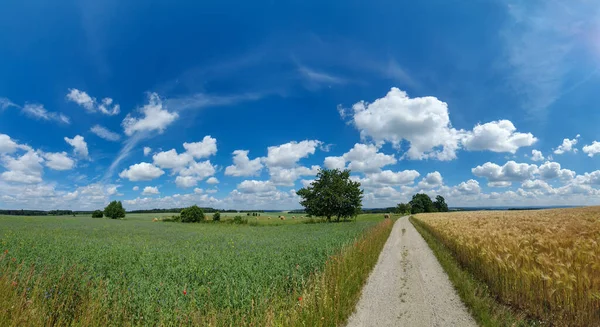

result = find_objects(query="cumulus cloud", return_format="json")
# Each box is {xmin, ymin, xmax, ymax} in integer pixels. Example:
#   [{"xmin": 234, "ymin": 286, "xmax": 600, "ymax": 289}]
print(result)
[
  {"xmin": 175, "ymin": 176, "xmax": 197, "ymax": 188},
  {"xmin": 174, "ymin": 160, "xmax": 217, "ymax": 188},
  {"xmin": 183, "ymin": 136, "xmax": 217, "ymax": 159},
  {"xmin": 90, "ymin": 125, "xmax": 121, "ymax": 141},
  {"xmin": 472, "ymin": 161, "xmax": 538, "ymax": 182},
  {"xmin": 417, "ymin": 171, "xmax": 443, "ymax": 189},
  {"xmin": 488, "ymin": 181, "xmax": 512, "ymax": 188},
  {"xmin": 537, "ymin": 161, "xmax": 575, "ymax": 181},
  {"xmin": 345, "ymin": 88, "xmax": 536, "ymax": 161},
  {"xmin": 22, "ymin": 104, "xmax": 70, "ymax": 124},
  {"xmin": 462, "ymin": 120, "xmax": 537, "ymax": 153},
  {"xmin": 225, "ymin": 150, "xmax": 263, "ymax": 177},
  {"xmin": 583, "ymin": 141, "xmax": 600, "ymax": 157},
  {"xmin": 454, "ymin": 179, "xmax": 481, "ymax": 195},
  {"xmin": 142, "ymin": 186, "xmax": 159, "ymax": 195},
  {"xmin": 43, "ymin": 152, "xmax": 75, "ymax": 171},
  {"xmin": 553, "ymin": 135, "xmax": 580, "ymax": 154},
  {"xmin": 119, "ymin": 162, "xmax": 165, "ymax": 181},
  {"xmin": 133, "ymin": 186, "xmax": 139, "ymax": 191},
  {"xmin": 269, "ymin": 165, "xmax": 320, "ymax": 186},
  {"xmin": 143, "ymin": 147, "xmax": 152, "ymax": 156},
  {"xmin": 531, "ymin": 150, "xmax": 544, "ymax": 161},
  {"xmin": 323, "ymin": 143, "xmax": 396, "ymax": 173},
  {"xmin": 263, "ymin": 140, "xmax": 322, "ymax": 168},
  {"xmin": 349, "ymin": 88, "xmax": 462, "ymax": 160},
  {"xmin": 1, "ymin": 151, "xmax": 44, "ymax": 184},
  {"xmin": 122, "ymin": 93, "xmax": 178, "ymax": 136},
  {"xmin": 206, "ymin": 177, "xmax": 219, "ymax": 184},
  {"xmin": 66, "ymin": 89, "xmax": 120, "ymax": 115},
  {"xmin": 152, "ymin": 149, "xmax": 193, "ymax": 171},
  {"xmin": 237, "ymin": 180, "xmax": 277, "ymax": 193},
  {"xmin": 0, "ymin": 134, "xmax": 18, "ymax": 153},
  {"xmin": 64, "ymin": 135, "xmax": 89, "ymax": 159}
]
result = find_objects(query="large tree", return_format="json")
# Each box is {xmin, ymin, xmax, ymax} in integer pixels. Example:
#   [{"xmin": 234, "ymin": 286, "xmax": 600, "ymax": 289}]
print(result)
[
  {"xmin": 433, "ymin": 195, "xmax": 449, "ymax": 212},
  {"xmin": 296, "ymin": 169, "xmax": 363, "ymax": 222},
  {"xmin": 396, "ymin": 202, "xmax": 411, "ymax": 215},
  {"xmin": 104, "ymin": 201, "xmax": 126, "ymax": 219},
  {"xmin": 409, "ymin": 193, "xmax": 435, "ymax": 214}
]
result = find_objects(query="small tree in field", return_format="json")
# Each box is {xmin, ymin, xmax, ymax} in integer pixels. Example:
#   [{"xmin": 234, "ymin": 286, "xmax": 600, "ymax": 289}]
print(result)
[
  {"xmin": 92, "ymin": 210, "xmax": 104, "ymax": 218},
  {"xmin": 296, "ymin": 169, "xmax": 363, "ymax": 222},
  {"xmin": 181, "ymin": 205, "xmax": 205, "ymax": 223},
  {"xmin": 104, "ymin": 201, "xmax": 126, "ymax": 219},
  {"xmin": 212, "ymin": 212, "xmax": 221, "ymax": 221}
]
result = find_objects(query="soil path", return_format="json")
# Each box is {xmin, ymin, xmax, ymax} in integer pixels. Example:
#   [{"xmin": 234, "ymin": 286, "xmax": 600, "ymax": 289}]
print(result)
[{"xmin": 346, "ymin": 217, "xmax": 477, "ymax": 327}]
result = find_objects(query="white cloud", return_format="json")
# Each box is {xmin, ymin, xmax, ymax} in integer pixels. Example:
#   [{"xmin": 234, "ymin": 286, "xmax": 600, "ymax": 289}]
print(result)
[
  {"xmin": 553, "ymin": 135, "xmax": 580, "ymax": 154},
  {"xmin": 119, "ymin": 162, "xmax": 165, "ymax": 181},
  {"xmin": 122, "ymin": 93, "xmax": 178, "ymax": 136},
  {"xmin": 237, "ymin": 180, "xmax": 276, "ymax": 193},
  {"xmin": 583, "ymin": 141, "xmax": 600, "ymax": 157},
  {"xmin": 531, "ymin": 149, "xmax": 544, "ymax": 161},
  {"xmin": 0, "ymin": 98, "xmax": 17, "ymax": 110},
  {"xmin": 206, "ymin": 177, "xmax": 219, "ymax": 184},
  {"xmin": 300, "ymin": 179, "xmax": 314, "ymax": 188},
  {"xmin": 66, "ymin": 89, "xmax": 120, "ymax": 116},
  {"xmin": 462, "ymin": 120, "xmax": 537, "ymax": 153},
  {"xmin": 269, "ymin": 165, "xmax": 320, "ymax": 186},
  {"xmin": 472, "ymin": 161, "xmax": 538, "ymax": 182},
  {"xmin": 143, "ymin": 147, "xmax": 152, "ymax": 156},
  {"xmin": 323, "ymin": 156, "xmax": 346, "ymax": 170},
  {"xmin": 133, "ymin": 186, "xmax": 139, "ymax": 191},
  {"xmin": 175, "ymin": 176, "xmax": 197, "ymax": 188},
  {"xmin": 64, "ymin": 135, "xmax": 89, "ymax": 159},
  {"xmin": 488, "ymin": 181, "xmax": 512, "ymax": 188},
  {"xmin": 90, "ymin": 125, "xmax": 121, "ymax": 142},
  {"xmin": 22, "ymin": 104, "xmax": 70, "ymax": 124},
  {"xmin": 43, "ymin": 152, "xmax": 75, "ymax": 171},
  {"xmin": 0, "ymin": 134, "xmax": 18, "ymax": 153},
  {"xmin": 224, "ymin": 150, "xmax": 263, "ymax": 176},
  {"xmin": 326, "ymin": 143, "xmax": 396, "ymax": 173},
  {"xmin": 454, "ymin": 179, "xmax": 481, "ymax": 195},
  {"xmin": 152, "ymin": 149, "xmax": 193, "ymax": 171},
  {"xmin": 537, "ymin": 161, "xmax": 575, "ymax": 181},
  {"xmin": 521, "ymin": 179, "xmax": 551, "ymax": 190},
  {"xmin": 1, "ymin": 151, "xmax": 44, "ymax": 184},
  {"xmin": 417, "ymin": 171, "xmax": 443, "ymax": 189},
  {"xmin": 183, "ymin": 136, "xmax": 217, "ymax": 159},
  {"xmin": 142, "ymin": 186, "xmax": 160, "ymax": 195},
  {"xmin": 178, "ymin": 160, "xmax": 216, "ymax": 180},
  {"xmin": 194, "ymin": 188, "xmax": 203, "ymax": 194},
  {"xmin": 263, "ymin": 140, "xmax": 322, "ymax": 168},
  {"xmin": 349, "ymin": 88, "xmax": 462, "ymax": 161},
  {"xmin": 362, "ymin": 170, "xmax": 420, "ymax": 187}
]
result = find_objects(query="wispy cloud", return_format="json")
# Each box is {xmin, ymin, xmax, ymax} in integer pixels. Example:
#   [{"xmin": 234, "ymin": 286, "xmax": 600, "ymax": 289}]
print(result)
[
  {"xmin": 22, "ymin": 104, "xmax": 70, "ymax": 124},
  {"xmin": 296, "ymin": 64, "xmax": 347, "ymax": 85},
  {"xmin": 90, "ymin": 125, "xmax": 121, "ymax": 141},
  {"xmin": 502, "ymin": 0, "xmax": 600, "ymax": 120},
  {"xmin": 0, "ymin": 98, "xmax": 18, "ymax": 110}
]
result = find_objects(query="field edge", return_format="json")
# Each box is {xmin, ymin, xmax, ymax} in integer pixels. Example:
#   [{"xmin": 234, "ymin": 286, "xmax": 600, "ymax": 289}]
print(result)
[{"xmin": 409, "ymin": 216, "xmax": 535, "ymax": 327}]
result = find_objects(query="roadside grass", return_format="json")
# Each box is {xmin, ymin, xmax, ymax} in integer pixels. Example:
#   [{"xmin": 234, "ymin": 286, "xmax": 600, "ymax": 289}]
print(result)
[
  {"xmin": 409, "ymin": 216, "xmax": 535, "ymax": 327},
  {"xmin": 0, "ymin": 213, "xmax": 395, "ymax": 326}
]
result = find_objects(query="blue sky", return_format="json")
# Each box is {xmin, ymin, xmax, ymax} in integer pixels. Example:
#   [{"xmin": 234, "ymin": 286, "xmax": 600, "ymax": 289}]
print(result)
[{"xmin": 2, "ymin": 0, "xmax": 600, "ymax": 210}]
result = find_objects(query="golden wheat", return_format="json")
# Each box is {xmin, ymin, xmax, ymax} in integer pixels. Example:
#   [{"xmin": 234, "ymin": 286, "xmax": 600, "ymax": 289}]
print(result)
[{"xmin": 414, "ymin": 207, "xmax": 600, "ymax": 327}]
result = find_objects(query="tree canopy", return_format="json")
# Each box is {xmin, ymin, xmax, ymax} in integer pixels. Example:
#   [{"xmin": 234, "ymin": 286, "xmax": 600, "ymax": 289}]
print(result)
[
  {"xmin": 396, "ymin": 203, "xmax": 412, "ymax": 215},
  {"xmin": 92, "ymin": 210, "xmax": 104, "ymax": 218},
  {"xmin": 181, "ymin": 205, "xmax": 205, "ymax": 223},
  {"xmin": 104, "ymin": 201, "xmax": 126, "ymax": 219},
  {"xmin": 296, "ymin": 169, "xmax": 363, "ymax": 221},
  {"xmin": 407, "ymin": 194, "xmax": 449, "ymax": 214}
]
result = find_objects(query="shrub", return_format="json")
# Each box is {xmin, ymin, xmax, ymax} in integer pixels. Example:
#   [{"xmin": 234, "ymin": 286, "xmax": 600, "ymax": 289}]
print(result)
[
  {"xmin": 104, "ymin": 201, "xmax": 125, "ymax": 219},
  {"xmin": 180, "ymin": 205, "xmax": 205, "ymax": 223},
  {"xmin": 212, "ymin": 212, "xmax": 221, "ymax": 222},
  {"xmin": 232, "ymin": 215, "xmax": 248, "ymax": 225},
  {"xmin": 91, "ymin": 210, "xmax": 104, "ymax": 218}
]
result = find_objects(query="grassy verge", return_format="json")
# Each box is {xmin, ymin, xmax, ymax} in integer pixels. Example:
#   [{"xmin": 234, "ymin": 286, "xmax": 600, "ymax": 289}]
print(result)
[
  {"xmin": 409, "ymin": 217, "xmax": 535, "ymax": 327},
  {"xmin": 1, "ymin": 217, "xmax": 395, "ymax": 326}
]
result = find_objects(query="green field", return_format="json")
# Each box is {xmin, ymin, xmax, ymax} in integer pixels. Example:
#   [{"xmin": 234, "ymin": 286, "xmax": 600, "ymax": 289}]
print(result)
[{"xmin": 0, "ymin": 212, "xmax": 389, "ymax": 325}]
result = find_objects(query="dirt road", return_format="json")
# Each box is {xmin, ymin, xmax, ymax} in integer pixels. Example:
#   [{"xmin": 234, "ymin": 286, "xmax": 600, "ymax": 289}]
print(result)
[{"xmin": 346, "ymin": 217, "xmax": 477, "ymax": 327}]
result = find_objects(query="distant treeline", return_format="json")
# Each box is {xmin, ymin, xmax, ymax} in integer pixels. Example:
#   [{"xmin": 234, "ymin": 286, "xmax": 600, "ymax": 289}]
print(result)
[
  {"xmin": 0, "ymin": 210, "xmax": 93, "ymax": 216},
  {"xmin": 127, "ymin": 208, "xmax": 239, "ymax": 214},
  {"xmin": 361, "ymin": 207, "xmax": 396, "ymax": 214}
]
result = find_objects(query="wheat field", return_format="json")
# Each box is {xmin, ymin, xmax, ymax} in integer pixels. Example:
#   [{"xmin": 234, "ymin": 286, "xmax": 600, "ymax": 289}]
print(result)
[{"xmin": 413, "ymin": 207, "xmax": 600, "ymax": 326}]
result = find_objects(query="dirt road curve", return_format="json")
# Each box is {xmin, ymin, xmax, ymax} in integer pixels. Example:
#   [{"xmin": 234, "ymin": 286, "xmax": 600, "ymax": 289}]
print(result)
[{"xmin": 346, "ymin": 217, "xmax": 477, "ymax": 327}]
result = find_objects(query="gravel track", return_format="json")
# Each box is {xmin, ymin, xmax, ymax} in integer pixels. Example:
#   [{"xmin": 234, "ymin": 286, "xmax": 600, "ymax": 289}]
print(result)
[{"xmin": 346, "ymin": 216, "xmax": 477, "ymax": 327}]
